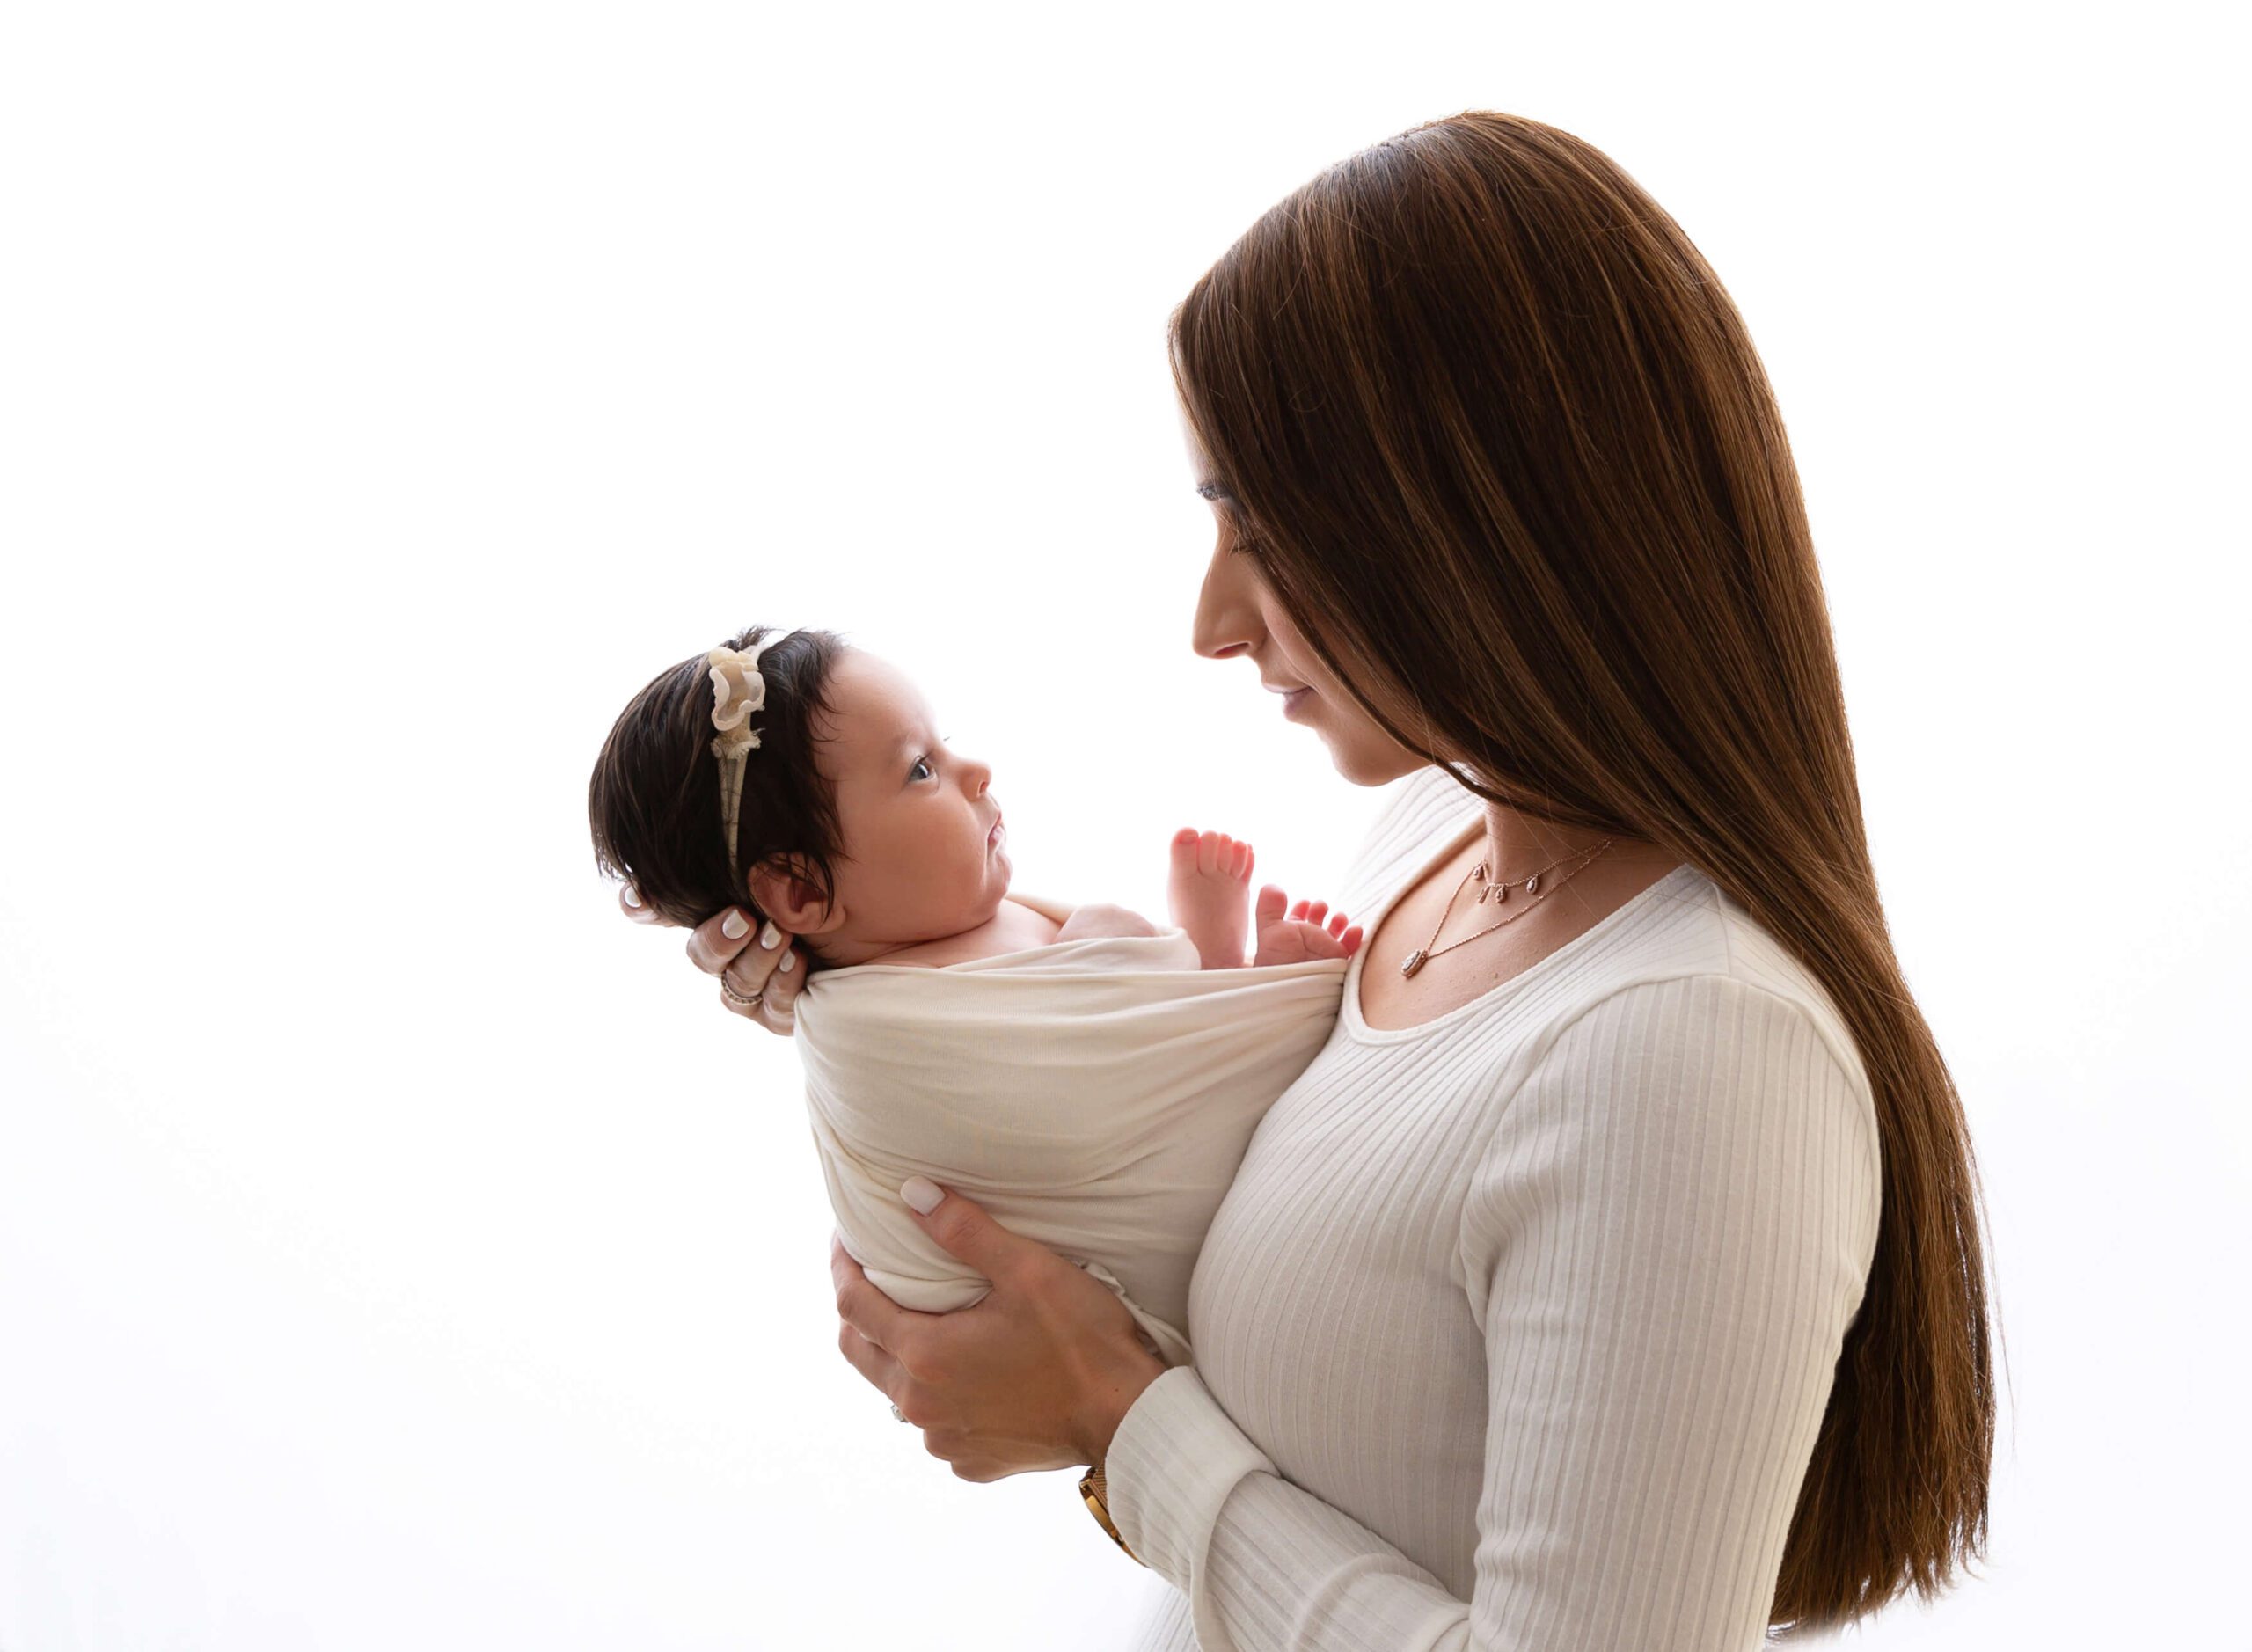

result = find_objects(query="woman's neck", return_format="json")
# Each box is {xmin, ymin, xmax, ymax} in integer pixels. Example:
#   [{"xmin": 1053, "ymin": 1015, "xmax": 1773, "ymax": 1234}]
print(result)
[{"xmin": 1477, "ymin": 803, "xmax": 1663, "ymax": 884}]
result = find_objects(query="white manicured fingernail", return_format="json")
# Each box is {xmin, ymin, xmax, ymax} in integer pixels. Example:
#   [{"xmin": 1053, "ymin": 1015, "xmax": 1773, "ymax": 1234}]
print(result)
[
  {"xmin": 901, "ymin": 1176, "xmax": 945, "ymax": 1215},
  {"xmin": 759, "ymin": 921, "xmax": 782, "ymax": 950},
  {"xmin": 720, "ymin": 910, "xmax": 749, "ymax": 939},
  {"xmin": 623, "ymin": 884, "xmax": 643, "ymax": 908},
  {"xmin": 778, "ymin": 950, "xmax": 796, "ymax": 973}
]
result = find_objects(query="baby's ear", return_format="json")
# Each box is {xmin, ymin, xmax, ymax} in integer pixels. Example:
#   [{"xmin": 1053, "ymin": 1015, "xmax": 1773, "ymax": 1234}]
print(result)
[{"xmin": 746, "ymin": 853, "xmax": 835, "ymax": 935}]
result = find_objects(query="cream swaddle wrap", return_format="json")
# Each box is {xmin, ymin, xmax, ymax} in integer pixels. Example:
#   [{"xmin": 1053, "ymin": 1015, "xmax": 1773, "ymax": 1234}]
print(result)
[{"xmin": 793, "ymin": 896, "xmax": 1346, "ymax": 1367}]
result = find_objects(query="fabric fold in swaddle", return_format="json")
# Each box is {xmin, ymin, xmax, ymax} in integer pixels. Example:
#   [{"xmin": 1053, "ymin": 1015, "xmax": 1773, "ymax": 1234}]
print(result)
[{"xmin": 793, "ymin": 920, "xmax": 1346, "ymax": 1367}]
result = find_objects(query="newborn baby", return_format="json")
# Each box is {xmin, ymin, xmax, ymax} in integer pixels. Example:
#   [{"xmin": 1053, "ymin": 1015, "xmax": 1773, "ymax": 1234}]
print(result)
[{"xmin": 588, "ymin": 624, "xmax": 1363, "ymax": 1365}]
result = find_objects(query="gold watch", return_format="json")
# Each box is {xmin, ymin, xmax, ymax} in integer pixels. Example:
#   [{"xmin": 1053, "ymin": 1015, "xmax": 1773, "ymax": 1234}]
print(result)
[{"xmin": 1079, "ymin": 1462, "xmax": 1145, "ymax": 1566}]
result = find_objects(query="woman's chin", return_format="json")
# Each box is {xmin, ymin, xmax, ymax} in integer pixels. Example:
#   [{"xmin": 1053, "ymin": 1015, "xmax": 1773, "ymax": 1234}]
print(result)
[{"xmin": 1325, "ymin": 738, "xmax": 1428, "ymax": 788}]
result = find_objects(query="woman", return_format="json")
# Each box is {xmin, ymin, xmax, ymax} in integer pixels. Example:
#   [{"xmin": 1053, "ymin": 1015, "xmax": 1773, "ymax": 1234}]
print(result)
[{"xmin": 630, "ymin": 111, "xmax": 1994, "ymax": 1648}]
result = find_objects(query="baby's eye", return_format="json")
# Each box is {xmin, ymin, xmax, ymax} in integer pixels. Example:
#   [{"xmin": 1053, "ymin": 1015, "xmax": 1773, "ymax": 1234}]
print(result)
[{"xmin": 909, "ymin": 756, "xmax": 934, "ymax": 782}]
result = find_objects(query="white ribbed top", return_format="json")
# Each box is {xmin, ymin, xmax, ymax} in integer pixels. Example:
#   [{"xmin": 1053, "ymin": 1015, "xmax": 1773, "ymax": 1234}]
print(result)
[{"xmin": 1103, "ymin": 764, "xmax": 1882, "ymax": 1652}]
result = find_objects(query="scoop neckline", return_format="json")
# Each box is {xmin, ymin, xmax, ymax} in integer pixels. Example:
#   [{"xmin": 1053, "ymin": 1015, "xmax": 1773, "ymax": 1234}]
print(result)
[{"xmin": 1340, "ymin": 809, "xmax": 1704, "ymax": 1045}]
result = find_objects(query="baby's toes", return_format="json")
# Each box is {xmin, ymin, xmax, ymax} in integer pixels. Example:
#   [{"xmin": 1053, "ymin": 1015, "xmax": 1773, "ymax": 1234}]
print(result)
[
  {"xmin": 1256, "ymin": 885, "xmax": 1289, "ymax": 928},
  {"xmin": 1305, "ymin": 900, "xmax": 1328, "ymax": 926},
  {"xmin": 1171, "ymin": 827, "xmax": 1203, "ymax": 873},
  {"xmin": 1231, "ymin": 839, "xmax": 1254, "ymax": 881},
  {"xmin": 1198, "ymin": 830, "xmax": 1235, "ymax": 877}
]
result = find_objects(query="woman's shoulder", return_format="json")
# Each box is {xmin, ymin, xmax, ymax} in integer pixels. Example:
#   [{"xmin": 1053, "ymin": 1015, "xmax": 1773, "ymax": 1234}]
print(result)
[
  {"xmin": 1521, "ymin": 866, "xmax": 1875, "ymax": 1113},
  {"xmin": 1329, "ymin": 770, "xmax": 1870, "ymax": 1100},
  {"xmin": 1483, "ymin": 874, "xmax": 1885, "ymax": 1283}
]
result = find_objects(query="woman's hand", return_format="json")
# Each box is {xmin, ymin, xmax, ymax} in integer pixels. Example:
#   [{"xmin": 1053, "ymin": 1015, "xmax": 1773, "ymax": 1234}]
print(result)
[
  {"xmin": 831, "ymin": 1180, "xmax": 1169, "ymax": 1479},
  {"xmin": 617, "ymin": 881, "xmax": 806, "ymax": 1034}
]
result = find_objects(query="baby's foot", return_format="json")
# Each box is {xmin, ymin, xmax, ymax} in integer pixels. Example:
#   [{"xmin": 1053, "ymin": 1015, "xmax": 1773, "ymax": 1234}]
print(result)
[
  {"xmin": 1252, "ymin": 885, "xmax": 1364, "ymax": 967},
  {"xmin": 1167, "ymin": 828, "xmax": 1254, "ymax": 969}
]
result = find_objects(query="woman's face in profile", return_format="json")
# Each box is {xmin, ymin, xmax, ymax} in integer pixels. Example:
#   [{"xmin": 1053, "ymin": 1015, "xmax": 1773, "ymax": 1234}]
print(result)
[{"xmin": 1182, "ymin": 413, "xmax": 1425, "ymax": 787}]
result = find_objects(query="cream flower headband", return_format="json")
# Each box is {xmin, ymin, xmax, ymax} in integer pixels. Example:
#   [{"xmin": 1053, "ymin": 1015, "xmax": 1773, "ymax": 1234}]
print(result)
[{"xmin": 707, "ymin": 631, "xmax": 793, "ymax": 880}]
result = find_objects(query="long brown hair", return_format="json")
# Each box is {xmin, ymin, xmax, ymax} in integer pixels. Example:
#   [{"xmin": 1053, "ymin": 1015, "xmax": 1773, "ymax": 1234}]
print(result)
[{"xmin": 1171, "ymin": 112, "xmax": 1994, "ymax": 1632}]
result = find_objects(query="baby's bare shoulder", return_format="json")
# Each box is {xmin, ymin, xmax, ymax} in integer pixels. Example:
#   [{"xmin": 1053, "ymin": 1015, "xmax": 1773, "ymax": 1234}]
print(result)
[{"xmin": 1050, "ymin": 901, "xmax": 1162, "ymax": 942}]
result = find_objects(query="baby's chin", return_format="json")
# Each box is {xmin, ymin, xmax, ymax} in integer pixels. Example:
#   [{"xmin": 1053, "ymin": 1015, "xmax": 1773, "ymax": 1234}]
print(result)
[{"xmin": 960, "ymin": 879, "xmax": 1014, "ymax": 933}]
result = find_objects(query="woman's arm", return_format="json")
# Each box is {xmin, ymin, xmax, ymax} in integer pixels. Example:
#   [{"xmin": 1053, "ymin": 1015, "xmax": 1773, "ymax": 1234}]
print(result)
[{"xmin": 1102, "ymin": 974, "xmax": 1882, "ymax": 1652}]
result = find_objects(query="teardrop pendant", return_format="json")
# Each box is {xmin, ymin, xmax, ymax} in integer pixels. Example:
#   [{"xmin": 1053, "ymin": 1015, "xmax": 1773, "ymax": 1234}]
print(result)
[
  {"xmin": 1401, "ymin": 948, "xmax": 1429, "ymax": 977},
  {"xmin": 1525, "ymin": 874, "xmax": 1539, "ymax": 895}
]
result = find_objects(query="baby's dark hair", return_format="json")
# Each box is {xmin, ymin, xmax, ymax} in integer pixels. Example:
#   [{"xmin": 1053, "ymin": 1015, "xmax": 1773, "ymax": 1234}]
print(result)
[{"xmin": 589, "ymin": 625, "xmax": 851, "ymax": 948}]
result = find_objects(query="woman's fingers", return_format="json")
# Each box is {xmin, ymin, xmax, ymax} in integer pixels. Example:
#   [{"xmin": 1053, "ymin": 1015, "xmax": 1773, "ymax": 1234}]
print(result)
[
  {"xmin": 684, "ymin": 906, "xmax": 754, "ymax": 974},
  {"xmin": 688, "ymin": 906, "xmax": 806, "ymax": 1034},
  {"xmin": 618, "ymin": 881, "xmax": 668, "ymax": 926},
  {"xmin": 837, "ymin": 1318, "xmax": 911, "ymax": 1414},
  {"xmin": 830, "ymin": 1232, "xmax": 930, "ymax": 1366},
  {"xmin": 724, "ymin": 939, "xmax": 805, "ymax": 1034}
]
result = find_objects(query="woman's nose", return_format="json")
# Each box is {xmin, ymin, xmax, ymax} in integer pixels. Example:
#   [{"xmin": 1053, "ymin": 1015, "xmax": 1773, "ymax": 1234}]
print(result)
[{"xmin": 1191, "ymin": 539, "xmax": 1262, "ymax": 662}]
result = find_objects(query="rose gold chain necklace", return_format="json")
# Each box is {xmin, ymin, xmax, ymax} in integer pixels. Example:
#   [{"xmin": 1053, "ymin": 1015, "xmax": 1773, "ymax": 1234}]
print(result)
[{"xmin": 1399, "ymin": 836, "xmax": 1617, "ymax": 978}]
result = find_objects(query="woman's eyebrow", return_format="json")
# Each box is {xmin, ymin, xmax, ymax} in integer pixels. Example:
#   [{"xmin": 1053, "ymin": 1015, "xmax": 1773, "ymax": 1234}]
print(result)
[{"xmin": 1195, "ymin": 480, "xmax": 1232, "ymax": 501}]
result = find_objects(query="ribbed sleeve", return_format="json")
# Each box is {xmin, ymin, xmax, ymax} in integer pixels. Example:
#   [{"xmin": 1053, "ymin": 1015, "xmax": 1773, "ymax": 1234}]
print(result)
[
  {"xmin": 1102, "ymin": 942, "xmax": 1881, "ymax": 1650},
  {"xmin": 1103, "ymin": 1367, "xmax": 1280, "ymax": 1615}
]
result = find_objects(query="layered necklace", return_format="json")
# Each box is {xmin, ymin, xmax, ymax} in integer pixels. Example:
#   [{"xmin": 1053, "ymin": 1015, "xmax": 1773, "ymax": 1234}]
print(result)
[{"xmin": 1399, "ymin": 835, "xmax": 1618, "ymax": 978}]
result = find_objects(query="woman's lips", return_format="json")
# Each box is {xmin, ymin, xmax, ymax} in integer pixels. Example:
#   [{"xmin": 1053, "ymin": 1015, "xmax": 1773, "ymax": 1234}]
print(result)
[{"xmin": 1282, "ymin": 688, "xmax": 1312, "ymax": 716}]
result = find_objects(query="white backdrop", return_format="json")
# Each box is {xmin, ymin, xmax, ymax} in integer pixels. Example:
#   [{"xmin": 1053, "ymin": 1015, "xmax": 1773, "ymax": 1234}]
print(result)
[{"xmin": 3, "ymin": 4, "xmax": 2244, "ymax": 1648}]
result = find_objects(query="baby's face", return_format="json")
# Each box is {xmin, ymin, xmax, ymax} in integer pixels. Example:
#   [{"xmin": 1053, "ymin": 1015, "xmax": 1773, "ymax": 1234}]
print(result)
[{"xmin": 813, "ymin": 647, "xmax": 1010, "ymax": 946}]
